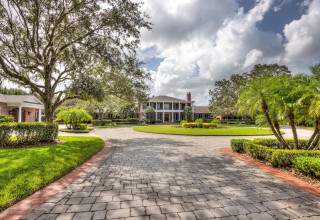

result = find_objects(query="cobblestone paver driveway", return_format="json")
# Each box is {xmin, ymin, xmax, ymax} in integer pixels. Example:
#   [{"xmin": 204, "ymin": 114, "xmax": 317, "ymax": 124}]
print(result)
[{"xmin": 23, "ymin": 127, "xmax": 320, "ymax": 220}]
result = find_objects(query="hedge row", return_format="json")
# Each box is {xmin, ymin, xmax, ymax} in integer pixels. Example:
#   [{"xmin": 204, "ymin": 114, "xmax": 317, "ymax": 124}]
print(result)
[
  {"xmin": 293, "ymin": 156, "xmax": 320, "ymax": 178},
  {"xmin": 253, "ymin": 138, "xmax": 310, "ymax": 149},
  {"xmin": 181, "ymin": 122, "xmax": 218, "ymax": 129},
  {"xmin": 230, "ymin": 139, "xmax": 320, "ymax": 167},
  {"xmin": 0, "ymin": 122, "xmax": 58, "ymax": 148}
]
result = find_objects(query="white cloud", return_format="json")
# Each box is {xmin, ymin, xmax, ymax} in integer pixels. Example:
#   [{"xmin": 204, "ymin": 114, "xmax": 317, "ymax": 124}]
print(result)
[
  {"xmin": 138, "ymin": 0, "xmax": 320, "ymax": 105},
  {"xmin": 243, "ymin": 49, "xmax": 264, "ymax": 68},
  {"xmin": 283, "ymin": 0, "xmax": 320, "ymax": 65}
]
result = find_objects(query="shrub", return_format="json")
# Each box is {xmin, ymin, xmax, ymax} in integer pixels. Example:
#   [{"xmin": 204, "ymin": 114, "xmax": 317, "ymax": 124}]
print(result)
[
  {"xmin": 244, "ymin": 142, "xmax": 274, "ymax": 161},
  {"xmin": 253, "ymin": 138, "xmax": 309, "ymax": 149},
  {"xmin": 0, "ymin": 115, "xmax": 15, "ymax": 123},
  {"xmin": 57, "ymin": 108, "xmax": 92, "ymax": 130},
  {"xmin": 293, "ymin": 156, "xmax": 320, "ymax": 178},
  {"xmin": 0, "ymin": 122, "xmax": 58, "ymax": 148},
  {"xmin": 180, "ymin": 120, "xmax": 187, "ymax": 125},
  {"xmin": 211, "ymin": 119, "xmax": 220, "ymax": 124},
  {"xmin": 270, "ymin": 149, "xmax": 320, "ymax": 167},
  {"xmin": 127, "ymin": 118, "xmax": 140, "ymax": 123},
  {"xmin": 144, "ymin": 106, "xmax": 156, "ymax": 124},
  {"xmin": 231, "ymin": 139, "xmax": 249, "ymax": 153},
  {"xmin": 195, "ymin": 118, "xmax": 203, "ymax": 128},
  {"xmin": 181, "ymin": 122, "xmax": 197, "ymax": 128},
  {"xmin": 78, "ymin": 123, "xmax": 87, "ymax": 130},
  {"xmin": 203, "ymin": 123, "xmax": 218, "ymax": 129},
  {"xmin": 155, "ymin": 120, "xmax": 163, "ymax": 124},
  {"xmin": 91, "ymin": 119, "xmax": 112, "ymax": 126}
]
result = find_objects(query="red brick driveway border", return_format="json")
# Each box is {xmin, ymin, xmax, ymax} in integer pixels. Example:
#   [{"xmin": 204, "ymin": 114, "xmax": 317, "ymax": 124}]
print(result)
[
  {"xmin": 0, "ymin": 140, "xmax": 112, "ymax": 220},
  {"xmin": 220, "ymin": 147, "xmax": 320, "ymax": 198}
]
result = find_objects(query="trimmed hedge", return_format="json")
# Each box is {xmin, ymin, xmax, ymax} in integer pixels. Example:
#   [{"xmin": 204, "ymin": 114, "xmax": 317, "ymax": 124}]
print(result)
[
  {"xmin": 182, "ymin": 122, "xmax": 218, "ymax": 129},
  {"xmin": 230, "ymin": 139, "xmax": 320, "ymax": 168},
  {"xmin": 91, "ymin": 119, "xmax": 112, "ymax": 126},
  {"xmin": 253, "ymin": 138, "xmax": 309, "ymax": 149},
  {"xmin": 230, "ymin": 139, "xmax": 249, "ymax": 153},
  {"xmin": 0, "ymin": 115, "xmax": 15, "ymax": 123},
  {"xmin": 271, "ymin": 149, "xmax": 320, "ymax": 167},
  {"xmin": 0, "ymin": 122, "xmax": 58, "ymax": 148},
  {"xmin": 244, "ymin": 142, "xmax": 274, "ymax": 162},
  {"xmin": 293, "ymin": 156, "xmax": 320, "ymax": 178}
]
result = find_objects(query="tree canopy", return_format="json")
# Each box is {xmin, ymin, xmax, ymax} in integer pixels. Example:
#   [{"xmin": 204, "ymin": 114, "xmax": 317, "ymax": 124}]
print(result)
[
  {"xmin": 0, "ymin": 0, "xmax": 151, "ymax": 121},
  {"xmin": 209, "ymin": 64, "xmax": 291, "ymax": 117}
]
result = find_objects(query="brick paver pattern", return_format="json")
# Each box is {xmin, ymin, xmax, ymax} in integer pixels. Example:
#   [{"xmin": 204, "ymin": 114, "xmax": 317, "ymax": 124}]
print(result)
[{"xmin": 22, "ymin": 127, "xmax": 320, "ymax": 219}]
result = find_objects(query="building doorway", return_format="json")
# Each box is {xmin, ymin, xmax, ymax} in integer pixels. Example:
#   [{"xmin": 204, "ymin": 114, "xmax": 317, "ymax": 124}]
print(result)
[{"xmin": 164, "ymin": 113, "xmax": 170, "ymax": 121}]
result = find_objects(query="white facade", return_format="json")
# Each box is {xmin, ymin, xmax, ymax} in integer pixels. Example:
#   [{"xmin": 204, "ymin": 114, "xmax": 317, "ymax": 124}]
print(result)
[{"xmin": 138, "ymin": 95, "xmax": 194, "ymax": 122}]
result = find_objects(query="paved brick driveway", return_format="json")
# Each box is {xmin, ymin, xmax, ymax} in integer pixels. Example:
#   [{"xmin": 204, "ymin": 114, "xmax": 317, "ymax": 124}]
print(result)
[{"xmin": 23, "ymin": 127, "xmax": 320, "ymax": 220}]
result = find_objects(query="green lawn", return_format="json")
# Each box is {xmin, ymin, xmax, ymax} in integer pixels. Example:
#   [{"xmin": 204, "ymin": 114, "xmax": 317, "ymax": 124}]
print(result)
[
  {"xmin": 133, "ymin": 125, "xmax": 276, "ymax": 136},
  {"xmin": 0, "ymin": 136, "xmax": 104, "ymax": 211}
]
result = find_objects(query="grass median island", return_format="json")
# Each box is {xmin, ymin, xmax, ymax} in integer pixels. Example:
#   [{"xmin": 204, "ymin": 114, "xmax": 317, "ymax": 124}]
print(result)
[
  {"xmin": 0, "ymin": 136, "xmax": 104, "ymax": 211},
  {"xmin": 133, "ymin": 125, "xmax": 275, "ymax": 136}
]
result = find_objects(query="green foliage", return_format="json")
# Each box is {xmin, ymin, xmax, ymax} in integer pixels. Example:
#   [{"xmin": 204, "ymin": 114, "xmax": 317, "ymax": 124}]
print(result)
[
  {"xmin": 211, "ymin": 119, "xmax": 220, "ymax": 124},
  {"xmin": 253, "ymin": 138, "xmax": 310, "ymax": 150},
  {"xmin": 57, "ymin": 108, "xmax": 92, "ymax": 130},
  {"xmin": 0, "ymin": 122, "xmax": 58, "ymax": 148},
  {"xmin": 230, "ymin": 139, "xmax": 249, "ymax": 153},
  {"xmin": 0, "ymin": 1, "xmax": 151, "ymax": 122},
  {"xmin": 184, "ymin": 106, "xmax": 193, "ymax": 122},
  {"xmin": 195, "ymin": 118, "xmax": 203, "ymax": 128},
  {"xmin": 202, "ymin": 123, "xmax": 218, "ymax": 129},
  {"xmin": 271, "ymin": 149, "xmax": 320, "ymax": 167},
  {"xmin": 78, "ymin": 123, "xmax": 87, "ymax": 130},
  {"xmin": 91, "ymin": 119, "xmax": 112, "ymax": 126},
  {"xmin": 0, "ymin": 115, "xmax": 14, "ymax": 123},
  {"xmin": 144, "ymin": 106, "xmax": 156, "ymax": 124},
  {"xmin": 242, "ymin": 140, "xmax": 320, "ymax": 167},
  {"xmin": 180, "ymin": 120, "xmax": 188, "ymax": 125},
  {"xmin": 0, "ymin": 136, "xmax": 104, "ymax": 211},
  {"xmin": 244, "ymin": 142, "xmax": 274, "ymax": 161},
  {"xmin": 0, "ymin": 86, "xmax": 30, "ymax": 95},
  {"xmin": 293, "ymin": 156, "xmax": 320, "ymax": 178}
]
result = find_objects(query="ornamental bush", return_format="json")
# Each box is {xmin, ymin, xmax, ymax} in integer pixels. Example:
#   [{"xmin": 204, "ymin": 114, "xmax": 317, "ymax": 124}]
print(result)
[
  {"xmin": 253, "ymin": 138, "xmax": 310, "ymax": 150},
  {"xmin": 293, "ymin": 156, "xmax": 320, "ymax": 178},
  {"xmin": 195, "ymin": 118, "xmax": 203, "ymax": 128},
  {"xmin": 0, "ymin": 115, "xmax": 15, "ymax": 123},
  {"xmin": 230, "ymin": 139, "xmax": 249, "ymax": 153},
  {"xmin": 91, "ymin": 119, "xmax": 112, "ymax": 126},
  {"xmin": 57, "ymin": 108, "xmax": 92, "ymax": 130},
  {"xmin": 0, "ymin": 122, "xmax": 58, "ymax": 148}
]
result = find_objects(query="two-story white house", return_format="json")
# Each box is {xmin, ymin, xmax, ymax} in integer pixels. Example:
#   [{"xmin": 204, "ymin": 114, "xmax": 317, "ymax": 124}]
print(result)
[{"xmin": 138, "ymin": 92, "xmax": 213, "ymax": 122}]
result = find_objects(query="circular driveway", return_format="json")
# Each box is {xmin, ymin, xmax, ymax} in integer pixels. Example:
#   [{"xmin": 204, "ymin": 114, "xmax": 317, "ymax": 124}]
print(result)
[{"xmin": 22, "ymin": 127, "xmax": 320, "ymax": 219}]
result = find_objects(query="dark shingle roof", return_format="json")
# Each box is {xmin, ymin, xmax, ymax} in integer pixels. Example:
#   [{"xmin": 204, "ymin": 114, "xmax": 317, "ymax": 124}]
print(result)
[{"xmin": 194, "ymin": 106, "xmax": 211, "ymax": 114}]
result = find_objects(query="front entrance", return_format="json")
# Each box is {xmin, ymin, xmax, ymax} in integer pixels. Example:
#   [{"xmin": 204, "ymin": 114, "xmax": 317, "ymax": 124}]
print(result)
[{"xmin": 164, "ymin": 113, "xmax": 170, "ymax": 121}]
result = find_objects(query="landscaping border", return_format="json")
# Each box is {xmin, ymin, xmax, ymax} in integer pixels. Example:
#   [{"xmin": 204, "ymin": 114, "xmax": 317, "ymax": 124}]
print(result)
[
  {"xmin": 220, "ymin": 147, "xmax": 320, "ymax": 198},
  {"xmin": 0, "ymin": 140, "xmax": 112, "ymax": 220}
]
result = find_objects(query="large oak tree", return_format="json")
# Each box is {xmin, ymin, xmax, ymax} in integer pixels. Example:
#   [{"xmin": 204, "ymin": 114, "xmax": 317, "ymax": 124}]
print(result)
[{"xmin": 0, "ymin": 0, "xmax": 151, "ymax": 121}]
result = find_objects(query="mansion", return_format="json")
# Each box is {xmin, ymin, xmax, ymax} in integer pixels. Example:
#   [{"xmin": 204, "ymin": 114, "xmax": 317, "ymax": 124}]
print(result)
[{"xmin": 137, "ymin": 92, "xmax": 212, "ymax": 122}]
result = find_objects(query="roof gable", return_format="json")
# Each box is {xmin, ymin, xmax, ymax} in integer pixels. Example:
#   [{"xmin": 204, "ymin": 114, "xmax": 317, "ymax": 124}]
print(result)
[
  {"xmin": 0, "ymin": 94, "xmax": 43, "ymax": 105},
  {"xmin": 194, "ymin": 106, "xmax": 211, "ymax": 114}
]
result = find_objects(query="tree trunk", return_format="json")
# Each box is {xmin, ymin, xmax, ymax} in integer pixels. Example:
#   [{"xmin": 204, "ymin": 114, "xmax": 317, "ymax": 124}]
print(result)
[
  {"xmin": 261, "ymin": 99, "xmax": 289, "ymax": 148},
  {"xmin": 43, "ymin": 100, "xmax": 55, "ymax": 122},
  {"xmin": 273, "ymin": 119, "xmax": 286, "ymax": 148},
  {"xmin": 288, "ymin": 108, "xmax": 299, "ymax": 149},
  {"xmin": 309, "ymin": 133, "xmax": 320, "ymax": 150},
  {"xmin": 307, "ymin": 117, "xmax": 320, "ymax": 150}
]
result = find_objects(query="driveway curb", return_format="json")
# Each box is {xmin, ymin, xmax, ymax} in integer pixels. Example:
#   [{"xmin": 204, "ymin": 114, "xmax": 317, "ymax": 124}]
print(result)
[
  {"xmin": 220, "ymin": 147, "xmax": 320, "ymax": 198},
  {"xmin": 0, "ymin": 140, "xmax": 112, "ymax": 220}
]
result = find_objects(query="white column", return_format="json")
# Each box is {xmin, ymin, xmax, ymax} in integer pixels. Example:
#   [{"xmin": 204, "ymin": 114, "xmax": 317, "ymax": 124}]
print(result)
[
  {"xmin": 171, "ymin": 112, "xmax": 174, "ymax": 122},
  {"xmin": 38, "ymin": 108, "xmax": 42, "ymax": 122},
  {"xmin": 162, "ymin": 112, "xmax": 164, "ymax": 122},
  {"xmin": 18, "ymin": 106, "xmax": 22, "ymax": 122},
  {"xmin": 155, "ymin": 111, "xmax": 158, "ymax": 121}
]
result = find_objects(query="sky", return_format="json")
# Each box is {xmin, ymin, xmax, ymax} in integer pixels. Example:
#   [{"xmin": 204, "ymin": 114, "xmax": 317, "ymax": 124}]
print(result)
[{"xmin": 138, "ymin": 0, "xmax": 320, "ymax": 106}]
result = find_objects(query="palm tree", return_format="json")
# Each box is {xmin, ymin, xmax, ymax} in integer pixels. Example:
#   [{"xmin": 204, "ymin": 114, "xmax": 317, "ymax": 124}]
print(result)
[
  {"xmin": 298, "ymin": 64, "xmax": 320, "ymax": 149},
  {"xmin": 237, "ymin": 75, "xmax": 289, "ymax": 148}
]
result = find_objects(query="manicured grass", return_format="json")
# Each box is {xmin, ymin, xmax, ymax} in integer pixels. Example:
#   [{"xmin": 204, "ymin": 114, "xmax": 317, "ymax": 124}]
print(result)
[
  {"xmin": 133, "ymin": 125, "xmax": 276, "ymax": 136},
  {"xmin": 93, "ymin": 123, "xmax": 146, "ymax": 128},
  {"xmin": 0, "ymin": 136, "xmax": 104, "ymax": 211}
]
